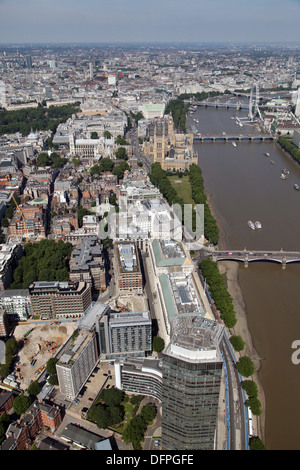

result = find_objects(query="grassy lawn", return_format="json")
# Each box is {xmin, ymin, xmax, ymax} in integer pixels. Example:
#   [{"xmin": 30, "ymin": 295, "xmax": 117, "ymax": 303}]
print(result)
[{"xmin": 168, "ymin": 175, "xmax": 194, "ymax": 206}]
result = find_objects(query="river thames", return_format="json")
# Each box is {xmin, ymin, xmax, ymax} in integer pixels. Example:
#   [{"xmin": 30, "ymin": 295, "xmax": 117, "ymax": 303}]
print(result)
[{"xmin": 189, "ymin": 101, "xmax": 300, "ymax": 450}]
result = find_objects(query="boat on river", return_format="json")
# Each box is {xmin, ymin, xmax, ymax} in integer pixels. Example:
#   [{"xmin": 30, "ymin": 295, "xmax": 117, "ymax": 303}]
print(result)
[
  {"xmin": 264, "ymin": 152, "xmax": 270, "ymax": 157},
  {"xmin": 280, "ymin": 173, "xmax": 288, "ymax": 180},
  {"xmin": 294, "ymin": 184, "xmax": 300, "ymax": 191},
  {"xmin": 255, "ymin": 221, "xmax": 262, "ymax": 229},
  {"xmin": 232, "ymin": 142, "xmax": 237, "ymax": 148},
  {"xmin": 248, "ymin": 220, "xmax": 256, "ymax": 230}
]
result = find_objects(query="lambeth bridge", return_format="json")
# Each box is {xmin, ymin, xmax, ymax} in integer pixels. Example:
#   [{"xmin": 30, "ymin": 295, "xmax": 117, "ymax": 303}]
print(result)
[
  {"xmin": 193, "ymin": 134, "xmax": 274, "ymax": 143},
  {"xmin": 210, "ymin": 250, "xmax": 300, "ymax": 269}
]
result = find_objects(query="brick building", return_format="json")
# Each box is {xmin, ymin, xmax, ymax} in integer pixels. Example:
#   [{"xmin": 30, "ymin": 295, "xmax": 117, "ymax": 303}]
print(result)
[
  {"xmin": 1, "ymin": 401, "xmax": 62, "ymax": 450},
  {"xmin": 114, "ymin": 241, "xmax": 143, "ymax": 294},
  {"xmin": 8, "ymin": 205, "xmax": 46, "ymax": 240},
  {"xmin": 0, "ymin": 391, "xmax": 14, "ymax": 415}
]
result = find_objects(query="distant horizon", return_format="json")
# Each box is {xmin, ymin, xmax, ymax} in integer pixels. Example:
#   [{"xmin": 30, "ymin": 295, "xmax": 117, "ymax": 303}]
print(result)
[
  {"xmin": 1, "ymin": 0, "xmax": 300, "ymax": 45},
  {"xmin": 1, "ymin": 40, "xmax": 300, "ymax": 47}
]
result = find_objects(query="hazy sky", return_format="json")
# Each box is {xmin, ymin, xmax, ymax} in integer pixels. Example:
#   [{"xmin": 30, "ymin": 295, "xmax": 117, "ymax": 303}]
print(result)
[{"xmin": 0, "ymin": 0, "xmax": 300, "ymax": 44}]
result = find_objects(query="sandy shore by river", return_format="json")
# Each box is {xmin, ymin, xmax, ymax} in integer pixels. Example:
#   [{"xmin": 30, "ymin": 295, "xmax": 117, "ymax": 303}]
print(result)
[
  {"xmin": 205, "ymin": 191, "xmax": 266, "ymax": 444},
  {"xmin": 218, "ymin": 261, "xmax": 266, "ymax": 444}
]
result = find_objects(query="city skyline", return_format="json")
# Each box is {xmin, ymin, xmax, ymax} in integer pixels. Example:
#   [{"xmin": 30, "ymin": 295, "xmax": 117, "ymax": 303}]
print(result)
[{"xmin": 1, "ymin": 0, "xmax": 300, "ymax": 45}]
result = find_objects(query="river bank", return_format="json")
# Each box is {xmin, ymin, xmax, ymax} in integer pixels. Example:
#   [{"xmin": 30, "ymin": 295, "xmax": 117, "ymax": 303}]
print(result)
[
  {"xmin": 218, "ymin": 261, "xmax": 266, "ymax": 445},
  {"xmin": 205, "ymin": 192, "xmax": 266, "ymax": 445}
]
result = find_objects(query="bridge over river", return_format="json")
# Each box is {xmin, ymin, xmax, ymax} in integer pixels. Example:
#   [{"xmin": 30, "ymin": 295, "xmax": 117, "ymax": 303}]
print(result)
[
  {"xmin": 211, "ymin": 250, "xmax": 300, "ymax": 269},
  {"xmin": 193, "ymin": 134, "xmax": 274, "ymax": 143},
  {"xmin": 186, "ymin": 99, "xmax": 249, "ymax": 110}
]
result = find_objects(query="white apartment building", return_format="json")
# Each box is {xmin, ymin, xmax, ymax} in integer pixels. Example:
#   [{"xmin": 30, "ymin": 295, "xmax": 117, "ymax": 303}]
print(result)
[{"xmin": 56, "ymin": 331, "xmax": 98, "ymax": 399}]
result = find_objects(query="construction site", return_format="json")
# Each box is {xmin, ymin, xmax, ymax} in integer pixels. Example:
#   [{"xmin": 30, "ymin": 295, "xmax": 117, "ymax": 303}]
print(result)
[{"xmin": 8, "ymin": 321, "xmax": 77, "ymax": 391}]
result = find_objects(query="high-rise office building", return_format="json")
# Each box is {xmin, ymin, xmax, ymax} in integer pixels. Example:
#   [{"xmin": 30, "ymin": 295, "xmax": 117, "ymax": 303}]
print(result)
[
  {"xmin": 89, "ymin": 61, "xmax": 94, "ymax": 80},
  {"xmin": 106, "ymin": 310, "xmax": 152, "ymax": 358},
  {"xmin": 161, "ymin": 315, "xmax": 224, "ymax": 450},
  {"xmin": 25, "ymin": 55, "xmax": 32, "ymax": 69}
]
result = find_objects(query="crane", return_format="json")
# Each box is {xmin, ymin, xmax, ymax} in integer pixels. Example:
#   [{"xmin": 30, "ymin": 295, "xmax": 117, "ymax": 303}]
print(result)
[{"xmin": 10, "ymin": 192, "xmax": 28, "ymax": 243}]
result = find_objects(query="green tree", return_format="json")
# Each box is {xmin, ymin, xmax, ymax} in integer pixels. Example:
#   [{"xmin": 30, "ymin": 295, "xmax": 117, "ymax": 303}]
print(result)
[
  {"xmin": 236, "ymin": 356, "xmax": 254, "ymax": 377},
  {"xmin": 122, "ymin": 416, "xmax": 147, "ymax": 449},
  {"xmin": 246, "ymin": 396, "xmax": 262, "ymax": 416},
  {"xmin": 13, "ymin": 394, "xmax": 31, "ymax": 415},
  {"xmin": 116, "ymin": 135, "xmax": 129, "ymax": 145},
  {"xmin": 249, "ymin": 437, "xmax": 266, "ymax": 450},
  {"xmin": 199, "ymin": 257, "xmax": 237, "ymax": 328},
  {"xmin": 100, "ymin": 387, "xmax": 124, "ymax": 407},
  {"xmin": 5, "ymin": 338, "xmax": 18, "ymax": 356},
  {"xmin": 37, "ymin": 152, "xmax": 51, "ymax": 167},
  {"xmin": 241, "ymin": 380, "xmax": 258, "ymax": 398},
  {"xmin": 229, "ymin": 335, "xmax": 245, "ymax": 352},
  {"xmin": 0, "ymin": 363, "xmax": 10, "ymax": 379},
  {"xmin": 152, "ymin": 336, "xmax": 165, "ymax": 353},
  {"xmin": 115, "ymin": 147, "xmax": 128, "ymax": 160},
  {"xmin": 112, "ymin": 161, "xmax": 129, "ymax": 179},
  {"xmin": 46, "ymin": 357, "xmax": 58, "ymax": 375},
  {"xmin": 72, "ymin": 157, "xmax": 81, "ymax": 166},
  {"xmin": 0, "ymin": 423, "xmax": 5, "ymax": 444},
  {"xmin": 28, "ymin": 381, "xmax": 41, "ymax": 397},
  {"xmin": 48, "ymin": 374, "xmax": 58, "ymax": 386},
  {"xmin": 0, "ymin": 414, "xmax": 10, "ymax": 444},
  {"xmin": 91, "ymin": 131, "xmax": 99, "ymax": 139},
  {"xmin": 130, "ymin": 395, "xmax": 144, "ymax": 406},
  {"xmin": 103, "ymin": 131, "xmax": 112, "ymax": 139},
  {"xmin": 90, "ymin": 404, "xmax": 111, "ymax": 429},
  {"xmin": 140, "ymin": 404, "xmax": 156, "ymax": 425},
  {"xmin": 109, "ymin": 405, "xmax": 125, "ymax": 425}
]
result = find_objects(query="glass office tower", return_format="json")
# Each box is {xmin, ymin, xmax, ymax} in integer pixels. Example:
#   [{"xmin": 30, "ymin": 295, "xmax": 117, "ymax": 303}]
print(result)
[{"xmin": 162, "ymin": 315, "xmax": 224, "ymax": 450}]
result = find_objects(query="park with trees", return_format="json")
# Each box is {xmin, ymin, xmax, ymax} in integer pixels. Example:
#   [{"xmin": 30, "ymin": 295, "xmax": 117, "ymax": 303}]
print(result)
[
  {"xmin": 0, "ymin": 102, "xmax": 80, "ymax": 136},
  {"xmin": 88, "ymin": 388, "xmax": 157, "ymax": 450},
  {"xmin": 9, "ymin": 239, "xmax": 73, "ymax": 289}
]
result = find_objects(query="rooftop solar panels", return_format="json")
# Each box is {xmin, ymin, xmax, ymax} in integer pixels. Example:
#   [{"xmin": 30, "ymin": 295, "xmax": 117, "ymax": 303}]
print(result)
[{"xmin": 178, "ymin": 285, "xmax": 191, "ymax": 304}]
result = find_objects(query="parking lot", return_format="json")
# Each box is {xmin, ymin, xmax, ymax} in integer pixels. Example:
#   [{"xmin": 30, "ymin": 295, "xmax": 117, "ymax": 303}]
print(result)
[{"xmin": 67, "ymin": 361, "xmax": 115, "ymax": 416}]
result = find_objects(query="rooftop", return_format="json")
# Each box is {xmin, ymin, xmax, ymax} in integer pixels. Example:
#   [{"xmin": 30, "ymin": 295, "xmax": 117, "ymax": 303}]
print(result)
[
  {"xmin": 115, "ymin": 241, "xmax": 140, "ymax": 273},
  {"xmin": 152, "ymin": 238, "xmax": 186, "ymax": 267},
  {"xmin": 159, "ymin": 272, "xmax": 205, "ymax": 321},
  {"xmin": 166, "ymin": 315, "xmax": 224, "ymax": 363},
  {"xmin": 78, "ymin": 301, "xmax": 110, "ymax": 331}
]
